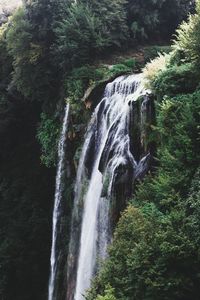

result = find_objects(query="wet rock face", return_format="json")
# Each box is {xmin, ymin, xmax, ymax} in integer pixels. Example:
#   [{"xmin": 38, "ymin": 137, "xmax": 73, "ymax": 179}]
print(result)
[
  {"xmin": 82, "ymin": 72, "xmax": 132, "ymax": 110},
  {"xmin": 99, "ymin": 92, "xmax": 155, "ymax": 188}
]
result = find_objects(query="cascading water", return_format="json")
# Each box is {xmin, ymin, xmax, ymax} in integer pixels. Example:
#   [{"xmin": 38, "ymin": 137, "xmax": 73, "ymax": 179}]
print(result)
[
  {"xmin": 48, "ymin": 103, "xmax": 70, "ymax": 300},
  {"xmin": 66, "ymin": 74, "xmax": 153, "ymax": 300}
]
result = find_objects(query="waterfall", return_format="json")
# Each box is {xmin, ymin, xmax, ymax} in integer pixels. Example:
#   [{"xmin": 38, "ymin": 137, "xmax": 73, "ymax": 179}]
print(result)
[
  {"xmin": 67, "ymin": 74, "xmax": 153, "ymax": 300},
  {"xmin": 48, "ymin": 103, "xmax": 70, "ymax": 300}
]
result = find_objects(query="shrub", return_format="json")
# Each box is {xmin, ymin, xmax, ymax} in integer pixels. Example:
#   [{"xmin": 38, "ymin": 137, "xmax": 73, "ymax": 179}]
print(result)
[
  {"xmin": 143, "ymin": 53, "xmax": 169, "ymax": 88},
  {"xmin": 120, "ymin": 58, "xmax": 136, "ymax": 69},
  {"xmin": 153, "ymin": 63, "xmax": 200, "ymax": 98},
  {"xmin": 173, "ymin": 0, "xmax": 200, "ymax": 64}
]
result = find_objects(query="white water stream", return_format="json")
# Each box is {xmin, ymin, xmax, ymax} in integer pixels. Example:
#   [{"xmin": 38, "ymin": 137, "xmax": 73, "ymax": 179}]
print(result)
[{"xmin": 48, "ymin": 103, "xmax": 70, "ymax": 300}]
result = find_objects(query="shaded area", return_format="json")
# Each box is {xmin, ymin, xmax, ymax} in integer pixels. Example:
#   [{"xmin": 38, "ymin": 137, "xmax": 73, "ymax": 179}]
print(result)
[{"xmin": 0, "ymin": 96, "xmax": 55, "ymax": 300}]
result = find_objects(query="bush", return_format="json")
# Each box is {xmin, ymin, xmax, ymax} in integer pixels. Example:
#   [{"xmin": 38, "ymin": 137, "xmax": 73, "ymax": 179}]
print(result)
[
  {"xmin": 120, "ymin": 58, "xmax": 136, "ymax": 69},
  {"xmin": 153, "ymin": 63, "xmax": 200, "ymax": 98},
  {"xmin": 174, "ymin": 0, "xmax": 200, "ymax": 64},
  {"xmin": 143, "ymin": 53, "xmax": 169, "ymax": 88}
]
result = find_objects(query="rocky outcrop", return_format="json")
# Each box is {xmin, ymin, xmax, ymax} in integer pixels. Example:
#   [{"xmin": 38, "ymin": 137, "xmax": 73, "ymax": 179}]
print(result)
[{"xmin": 82, "ymin": 71, "xmax": 131, "ymax": 109}]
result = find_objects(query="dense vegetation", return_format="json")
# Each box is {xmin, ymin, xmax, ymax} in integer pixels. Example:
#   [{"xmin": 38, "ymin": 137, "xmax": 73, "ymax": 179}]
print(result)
[{"xmin": 0, "ymin": 0, "xmax": 198, "ymax": 299}]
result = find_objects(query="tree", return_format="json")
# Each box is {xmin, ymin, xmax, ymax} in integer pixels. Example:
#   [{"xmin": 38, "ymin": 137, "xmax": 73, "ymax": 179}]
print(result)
[
  {"xmin": 6, "ymin": 0, "xmax": 68, "ymax": 106},
  {"xmin": 56, "ymin": 0, "xmax": 128, "ymax": 69},
  {"xmin": 127, "ymin": 0, "xmax": 194, "ymax": 41},
  {"xmin": 87, "ymin": 199, "xmax": 200, "ymax": 300},
  {"xmin": 55, "ymin": 3, "xmax": 105, "ymax": 68},
  {"xmin": 79, "ymin": 0, "xmax": 128, "ymax": 47},
  {"xmin": 174, "ymin": 0, "xmax": 200, "ymax": 63}
]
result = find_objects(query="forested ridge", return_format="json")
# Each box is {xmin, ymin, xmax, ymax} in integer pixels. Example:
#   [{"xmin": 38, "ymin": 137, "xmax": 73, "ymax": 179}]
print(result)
[{"xmin": 0, "ymin": 0, "xmax": 199, "ymax": 300}]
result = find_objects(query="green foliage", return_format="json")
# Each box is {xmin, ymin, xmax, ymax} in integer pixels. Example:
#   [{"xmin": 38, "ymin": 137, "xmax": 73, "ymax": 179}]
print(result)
[
  {"xmin": 0, "ymin": 22, "xmax": 12, "ymax": 85},
  {"xmin": 66, "ymin": 65, "xmax": 105, "ymax": 101},
  {"xmin": 64, "ymin": 66, "xmax": 99, "ymax": 124},
  {"xmin": 120, "ymin": 58, "xmax": 136, "ymax": 69},
  {"xmin": 6, "ymin": 8, "xmax": 35, "ymax": 98},
  {"xmin": 144, "ymin": 45, "xmax": 172, "ymax": 62},
  {"xmin": 184, "ymin": 167, "xmax": 200, "ymax": 245},
  {"xmin": 174, "ymin": 0, "xmax": 200, "ymax": 63},
  {"xmin": 137, "ymin": 92, "xmax": 200, "ymax": 209},
  {"xmin": 56, "ymin": 0, "xmax": 128, "ymax": 68},
  {"xmin": 153, "ymin": 63, "xmax": 200, "ymax": 98},
  {"xmin": 79, "ymin": 0, "xmax": 129, "ymax": 46},
  {"xmin": 5, "ymin": 2, "xmax": 63, "ymax": 105},
  {"xmin": 55, "ymin": 0, "xmax": 191, "ymax": 70},
  {"xmin": 55, "ymin": 4, "xmax": 105, "ymax": 68},
  {"xmin": 127, "ymin": 0, "xmax": 193, "ymax": 42},
  {"xmin": 108, "ymin": 64, "xmax": 131, "ymax": 77},
  {"xmin": 95, "ymin": 285, "xmax": 117, "ymax": 300},
  {"xmin": 143, "ymin": 53, "xmax": 169, "ymax": 88},
  {"xmin": 127, "ymin": 0, "xmax": 164, "ymax": 40},
  {"xmin": 37, "ymin": 113, "xmax": 60, "ymax": 167}
]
